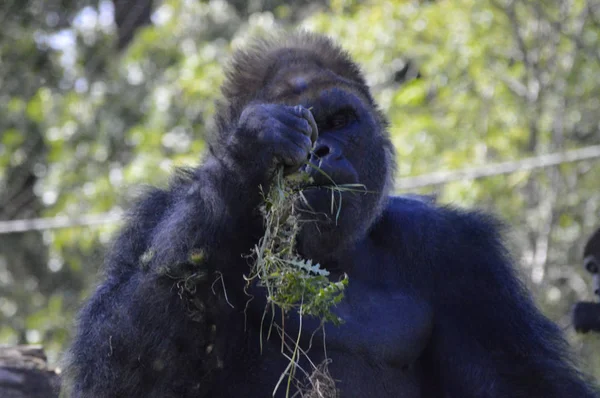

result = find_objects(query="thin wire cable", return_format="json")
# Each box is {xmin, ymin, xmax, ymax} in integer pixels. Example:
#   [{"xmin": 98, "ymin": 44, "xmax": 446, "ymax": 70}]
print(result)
[
  {"xmin": 0, "ymin": 144, "xmax": 599, "ymax": 234},
  {"xmin": 395, "ymin": 144, "xmax": 600, "ymax": 190},
  {"xmin": 0, "ymin": 212, "xmax": 124, "ymax": 234}
]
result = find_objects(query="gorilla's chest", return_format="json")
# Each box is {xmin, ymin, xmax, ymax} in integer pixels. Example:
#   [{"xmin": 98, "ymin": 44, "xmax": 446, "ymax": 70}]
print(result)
[
  {"xmin": 330, "ymin": 281, "xmax": 433, "ymax": 364},
  {"xmin": 233, "ymin": 235, "xmax": 434, "ymax": 397},
  {"xmin": 238, "ymin": 281, "xmax": 432, "ymax": 397},
  {"xmin": 241, "ymin": 291, "xmax": 431, "ymax": 397}
]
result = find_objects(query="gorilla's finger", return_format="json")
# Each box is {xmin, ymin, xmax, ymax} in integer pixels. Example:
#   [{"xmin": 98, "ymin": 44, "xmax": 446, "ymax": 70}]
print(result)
[
  {"xmin": 277, "ymin": 143, "xmax": 309, "ymax": 170},
  {"xmin": 273, "ymin": 107, "xmax": 313, "ymax": 139},
  {"xmin": 279, "ymin": 128, "xmax": 313, "ymax": 155},
  {"xmin": 293, "ymin": 105, "xmax": 319, "ymax": 144},
  {"xmin": 280, "ymin": 129, "xmax": 311, "ymax": 162},
  {"xmin": 265, "ymin": 121, "xmax": 313, "ymax": 152}
]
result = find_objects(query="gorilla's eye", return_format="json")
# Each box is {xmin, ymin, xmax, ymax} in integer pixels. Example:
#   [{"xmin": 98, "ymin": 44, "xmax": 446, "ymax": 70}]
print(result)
[{"xmin": 327, "ymin": 108, "xmax": 357, "ymax": 130}]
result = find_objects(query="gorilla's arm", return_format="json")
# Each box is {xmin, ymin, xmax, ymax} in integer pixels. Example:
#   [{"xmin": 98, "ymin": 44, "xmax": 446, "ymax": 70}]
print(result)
[
  {"xmin": 424, "ymin": 211, "xmax": 597, "ymax": 398},
  {"xmin": 65, "ymin": 104, "xmax": 317, "ymax": 397},
  {"xmin": 64, "ymin": 162, "xmax": 264, "ymax": 397}
]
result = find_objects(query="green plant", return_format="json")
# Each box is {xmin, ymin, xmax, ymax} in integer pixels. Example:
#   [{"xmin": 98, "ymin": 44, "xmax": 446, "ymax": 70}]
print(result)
[{"xmin": 246, "ymin": 166, "xmax": 368, "ymax": 397}]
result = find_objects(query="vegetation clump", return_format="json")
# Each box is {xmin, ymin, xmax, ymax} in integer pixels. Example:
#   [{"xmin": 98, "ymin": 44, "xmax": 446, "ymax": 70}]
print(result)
[
  {"xmin": 246, "ymin": 168, "xmax": 349, "ymax": 326},
  {"xmin": 245, "ymin": 166, "xmax": 366, "ymax": 398}
]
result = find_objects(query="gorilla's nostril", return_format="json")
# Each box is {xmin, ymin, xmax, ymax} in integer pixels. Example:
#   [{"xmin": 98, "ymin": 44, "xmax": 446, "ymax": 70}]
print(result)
[{"xmin": 314, "ymin": 146, "xmax": 330, "ymax": 158}]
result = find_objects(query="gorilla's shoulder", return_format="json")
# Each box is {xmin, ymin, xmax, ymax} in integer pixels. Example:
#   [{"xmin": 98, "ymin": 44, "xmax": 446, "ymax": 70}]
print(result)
[{"xmin": 374, "ymin": 195, "xmax": 507, "ymax": 249}]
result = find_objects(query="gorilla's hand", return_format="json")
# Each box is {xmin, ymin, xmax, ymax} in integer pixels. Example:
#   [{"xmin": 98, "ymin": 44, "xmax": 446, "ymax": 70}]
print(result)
[{"xmin": 227, "ymin": 104, "xmax": 318, "ymax": 179}]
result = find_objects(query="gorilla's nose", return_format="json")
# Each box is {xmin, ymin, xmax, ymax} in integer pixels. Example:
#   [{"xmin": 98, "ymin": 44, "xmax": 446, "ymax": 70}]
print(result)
[
  {"xmin": 313, "ymin": 143, "xmax": 331, "ymax": 159},
  {"xmin": 309, "ymin": 142, "xmax": 339, "ymax": 171},
  {"xmin": 306, "ymin": 143, "xmax": 352, "ymax": 185}
]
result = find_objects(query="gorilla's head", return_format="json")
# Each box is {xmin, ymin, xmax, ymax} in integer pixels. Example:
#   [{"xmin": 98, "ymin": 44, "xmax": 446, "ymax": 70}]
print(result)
[{"xmin": 215, "ymin": 33, "xmax": 396, "ymax": 262}]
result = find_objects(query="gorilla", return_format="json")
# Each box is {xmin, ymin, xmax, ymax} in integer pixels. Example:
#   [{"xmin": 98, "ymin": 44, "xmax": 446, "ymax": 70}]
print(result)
[
  {"xmin": 584, "ymin": 228, "xmax": 600, "ymax": 275},
  {"xmin": 573, "ymin": 227, "xmax": 600, "ymax": 333},
  {"xmin": 64, "ymin": 33, "xmax": 597, "ymax": 397}
]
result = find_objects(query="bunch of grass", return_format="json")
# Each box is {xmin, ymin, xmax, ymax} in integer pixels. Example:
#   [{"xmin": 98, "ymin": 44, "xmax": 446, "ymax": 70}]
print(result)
[
  {"xmin": 246, "ymin": 167, "xmax": 348, "ymax": 325},
  {"xmin": 246, "ymin": 165, "xmax": 369, "ymax": 397}
]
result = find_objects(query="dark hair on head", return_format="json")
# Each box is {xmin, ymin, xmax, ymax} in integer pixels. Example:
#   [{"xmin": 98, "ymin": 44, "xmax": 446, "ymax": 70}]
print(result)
[
  {"xmin": 211, "ymin": 32, "xmax": 372, "ymax": 136},
  {"xmin": 222, "ymin": 32, "xmax": 368, "ymax": 103}
]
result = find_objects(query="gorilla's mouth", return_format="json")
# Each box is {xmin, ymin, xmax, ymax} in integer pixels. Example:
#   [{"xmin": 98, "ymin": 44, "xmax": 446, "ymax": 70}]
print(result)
[
  {"xmin": 295, "ymin": 185, "xmax": 365, "ymax": 233},
  {"xmin": 296, "ymin": 186, "xmax": 329, "ymax": 214},
  {"xmin": 297, "ymin": 186, "xmax": 343, "ymax": 216}
]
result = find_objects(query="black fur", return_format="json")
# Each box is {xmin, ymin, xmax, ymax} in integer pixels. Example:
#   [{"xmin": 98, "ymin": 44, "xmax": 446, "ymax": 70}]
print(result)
[
  {"xmin": 584, "ymin": 227, "xmax": 600, "ymax": 266},
  {"xmin": 573, "ymin": 227, "xmax": 600, "ymax": 332},
  {"xmin": 64, "ymin": 32, "xmax": 597, "ymax": 397}
]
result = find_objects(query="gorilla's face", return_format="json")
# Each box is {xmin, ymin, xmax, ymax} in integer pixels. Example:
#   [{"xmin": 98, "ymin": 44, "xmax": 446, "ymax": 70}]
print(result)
[
  {"xmin": 263, "ymin": 64, "xmax": 394, "ymax": 263},
  {"xmin": 217, "ymin": 38, "xmax": 396, "ymax": 265}
]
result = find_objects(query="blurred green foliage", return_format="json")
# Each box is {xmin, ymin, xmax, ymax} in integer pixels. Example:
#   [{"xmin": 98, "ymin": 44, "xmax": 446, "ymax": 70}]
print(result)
[{"xmin": 1, "ymin": 0, "xmax": 599, "ymax": 377}]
